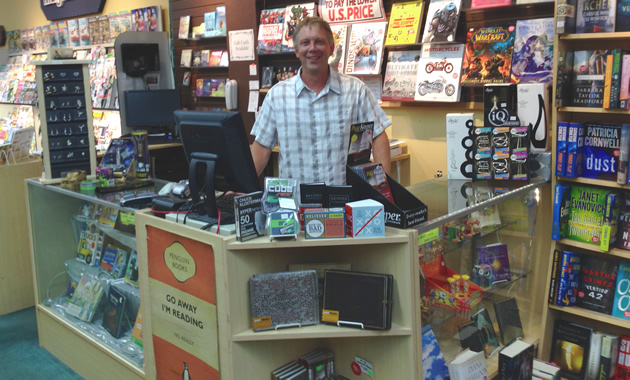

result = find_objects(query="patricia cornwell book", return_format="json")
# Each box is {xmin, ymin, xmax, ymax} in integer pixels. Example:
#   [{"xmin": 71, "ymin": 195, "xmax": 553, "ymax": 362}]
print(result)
[
  {"xmin": 582, "ymin": 122, "xmax": 621, "ymax": 180},
  {"xmin": 460, "ymin": 24, "xmax": 516, "ymax": 86},
  {"xmin": 568, "ymin": 185, "xmax": 619, "ymax": 245},
  {"xmin": 576, "ymin": 255, "xmax": 618, "ymax": 314}
]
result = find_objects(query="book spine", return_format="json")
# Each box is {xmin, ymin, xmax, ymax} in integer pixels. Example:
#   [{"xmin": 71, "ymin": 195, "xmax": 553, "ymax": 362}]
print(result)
[
  {"xmin": 556, "ymin": 251, "xmax": 581, "ymax": 307},
  {"xmin": 614, "ymin": 335, "xmax": 630, "ymax": 379},
  {"xmin": 557, "ymin": 121, "xmax": 569, "ymax": 177},
  {"xmin": 552, "ymin": 184, "xmax": 571, "ymax": 240},
  {"xmin": 604, "ymin": 54, "xmax": 614, "ymax": 109},
  {"xmin": 621, "ymin": 55, "xmax": 630, "ymax": 110},
  {"xmin": 549, "ymin": 249, "xmax": 562, "ymax": 304},
  {"xmin": 565, "ymin": 122, "xmax": 584, "ymax": 178},
  {"xmin": 601, "ymin": 193, "xmax": 619, "ymax": 251},
  {"xmin": 556, "ymin": 0, "xmax": 577, "ymax": 34},
  {"xmin": 588, "ymin": 332, "xmax": 605, "ymax": 380},
  {"xmin": 600, "ymin": 335, "xmax": 620, "ymax": 380},
  {"xmin": 618, "ymin": 124, "xmax": 630, "ymax": 184},
  {"xmin": 610, "ymin": 50, "xmax": 627, "ymax": 109}
]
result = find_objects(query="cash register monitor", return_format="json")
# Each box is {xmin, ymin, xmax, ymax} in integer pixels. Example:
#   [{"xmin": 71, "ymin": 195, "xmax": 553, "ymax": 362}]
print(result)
[
  {"xmin": 125, "ymin": 89, "xmax": 181, "ymax": 140},
  {"xmin": 174, "ymin": 110, "xmax": 260, "ymax": 224}
]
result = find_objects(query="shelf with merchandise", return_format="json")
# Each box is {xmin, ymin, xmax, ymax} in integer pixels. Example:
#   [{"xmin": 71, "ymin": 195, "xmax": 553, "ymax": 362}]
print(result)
[
  {"xmin": 558, "ymin": 107, "xmax": 630, "ymax": 114},
  {"xmin": 460, "ymin": 1, "xmax": 555, "ymax": 22},
  {"xmin": 548, "ymin": 304, "xmax": 630, "ymax": 329},
  {"xmin": 556, "ymin": 238, "xmax": 630, "ymax": 261}
]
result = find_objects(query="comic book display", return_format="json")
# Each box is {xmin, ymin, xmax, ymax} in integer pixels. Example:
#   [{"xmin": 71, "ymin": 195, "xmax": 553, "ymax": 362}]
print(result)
[
  {"xmin": 329, "ymin": 24, "xmax": 350, "ymax": 73},
  {"xmin": 421, "ymin": 0, "xmax": 461, "ymax": 44},
  {"xmin": 281, "ymin": 3, "xmax": 316, "ymax": 52},
  {"xmin": 382, "ymin": 50, "xmax": 421, "ymax": 101},
  {"xmin": 257, "ymin": 8, "xmax": 285, "ymax": 54},
  {"xmin": 460, "ymin": 25, "xmax": 516, "ymax": 86},
  {"xmin": 345, "ymin": 21, "xmax": 387, "ymax": 75},
  {"xmin": 415, "ymin": 43, "xmax": 465, "ymax": 102},
  {"xmin": 510, "ymin": 17, "xmax": 554, "ymax": 84}
]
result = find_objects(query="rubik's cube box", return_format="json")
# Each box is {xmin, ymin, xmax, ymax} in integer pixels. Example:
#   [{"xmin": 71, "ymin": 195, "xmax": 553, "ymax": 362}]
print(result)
[
  {"xmin": 346, "ymin": 166, "xmax": 427, "ymax": 229},
  {"xmin": 345, "ymin": 199, "xmax": 385, "ymax": 238}
]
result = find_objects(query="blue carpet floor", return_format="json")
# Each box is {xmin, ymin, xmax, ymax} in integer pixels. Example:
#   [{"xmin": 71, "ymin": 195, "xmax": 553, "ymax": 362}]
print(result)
[{"xmin": 0, "ymin": 307, "xmax": 83, "ymax": 380}]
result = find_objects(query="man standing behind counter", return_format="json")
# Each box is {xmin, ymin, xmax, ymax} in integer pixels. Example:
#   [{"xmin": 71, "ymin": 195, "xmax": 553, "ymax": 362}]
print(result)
[{"xmin": 250, "ymin": 16, "xmax": 392, "ymax": 186}]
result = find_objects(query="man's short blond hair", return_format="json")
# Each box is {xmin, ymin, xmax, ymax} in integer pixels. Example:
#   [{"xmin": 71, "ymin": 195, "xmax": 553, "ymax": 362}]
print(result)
[{"xmin": 292, "ymin": 16, "xmax": 334, "ymax": 46}]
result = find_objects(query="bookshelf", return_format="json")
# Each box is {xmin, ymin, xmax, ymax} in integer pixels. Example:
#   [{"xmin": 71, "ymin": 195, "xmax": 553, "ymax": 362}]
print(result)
[{"xmin": 540, "ymin": 29, "xmax": 630, "ymax": 360}]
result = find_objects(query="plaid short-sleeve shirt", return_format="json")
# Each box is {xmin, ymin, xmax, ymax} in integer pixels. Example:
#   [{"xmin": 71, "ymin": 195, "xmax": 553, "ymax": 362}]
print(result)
[{"xmin": 251, "ymin": 68, "xmax": 392, "ymax": 185}]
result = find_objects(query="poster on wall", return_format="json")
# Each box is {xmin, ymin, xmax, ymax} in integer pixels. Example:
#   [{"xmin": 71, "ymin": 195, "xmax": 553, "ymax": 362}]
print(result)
[
  {"xmin": 146, "ymin": 226, "xmax": 220, "ymax": 379},
  {"xmin": 318, "ymin": 0, "xmax": 386, "ymax": 24}
]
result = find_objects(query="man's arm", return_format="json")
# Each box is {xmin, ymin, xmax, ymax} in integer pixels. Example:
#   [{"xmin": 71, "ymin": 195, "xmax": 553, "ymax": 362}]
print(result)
[
  {"xmin": 372, "ymin": 133, "xmax": 391, "ymax": 175},
  {"xmin": 250, "ymin": 141, "xmax": 272, "ymax": 177}
]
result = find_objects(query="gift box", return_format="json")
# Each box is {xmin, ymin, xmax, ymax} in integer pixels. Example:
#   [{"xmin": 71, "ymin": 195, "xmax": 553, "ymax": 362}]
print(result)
[{"xmin": 345, "ymin": 199, "xmax": 385, "ymax": 238}]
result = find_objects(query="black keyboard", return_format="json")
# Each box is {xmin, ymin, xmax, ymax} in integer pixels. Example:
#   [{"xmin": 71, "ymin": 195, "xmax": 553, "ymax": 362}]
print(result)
[{"xmin": 215, "ymin": 193, "xmax": 236, "ymax": 224}]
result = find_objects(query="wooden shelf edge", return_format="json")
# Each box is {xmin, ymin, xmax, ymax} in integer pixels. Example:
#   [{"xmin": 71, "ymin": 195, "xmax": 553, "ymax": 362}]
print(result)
[
  {"xmin": 37, "ymin": 305, "xmax": 145, "ymax": 377},
  {"xmin": 232, "ymin": 323, "xmax": 413, "ymax": 342},
  {"xmin": 557, "ymin": 238, "xmax": 630, "ymax": 260},
  {"xmin": 380, "ymin": 100, "xmax": 482, "ymax": 109},
  {"xmin": 558, "ymin": 106, "xmax": 630, "ymax": 114},
  {"xmin": 557, "ymin": 176, "xmax": 629, "ymax": 189},
  {"xmin": 561, "ymin": 32, "xmax": 630, "ymax": 40},
  {"xmin": 548, "ymin": 304, "xmax": 630, "ymax": 328}
]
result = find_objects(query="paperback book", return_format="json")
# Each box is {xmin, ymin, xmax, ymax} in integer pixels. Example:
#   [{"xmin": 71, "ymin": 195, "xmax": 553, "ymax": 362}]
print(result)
[
  {"xmin": 582, "ymin": 122, "xmax": 621, "ymax": 180},
  {"xmin": 329, "ymin": 24, "xmax": 349, "ymax": 73},
  {"xmin": 472, "ymin": 308, "xmax": 500, "ymax": 357},
  {"xmin": 102, "ymin": 286, "xmax": 127, "ymax": 338},
  {"xmin": 382, "ymin": 50, "xmax": 421, "ymax": 101},
  {"xmin": 447, "ymin": 348, "xmax": 488, "ymax": 379},
  {"xmin": 571, "ymin": 50, "xmax": 613, "ymax": 107},
  {"xmin": 476, "ymin": 243, "xmax": 511, "ymax": 284},
  {"xmin": 421, "ymin": 325, "xmax": 450, "ymax": 379},
  {"xmin": 499, "ymin": 339, "xmax": 535, "ymax": 380},
  {"xmin": 612, "ymin": 261, "xmax": 630, "ymax": 319},
  {"xmin": 460, "ymin": 25, "xmax": 516, "ymax": 86},
  {"xmin": 384, "ymin": 0, "xmax": 425, "ymax": 46},
  {"xmin": 576, "ymin": 0, "xmax": 616, "ymax": 33},
  {"xmin": 556, "ymin": 0, "xmax": 578, "ymax": 34},
  {"xmin": 620, "ymin": 55, "xmax": 630, "ymax": 109},
  {"xmin": 421, "ymin": 0, "xmax": 461, "ymax": 43},
  {"xmin": 510, "ymin": 17, "xmax": 554, "ymax": 84},
  {"xmin": 552, "ymin": 184, "xmax": 571, "ymax": 240},
  {"xmin": 556, "ymin": 250, "xmax": 581, "ymax": 307},
  {"xmin": 257, "ymin": 8, "xmax": 285, "ymax": 54},
  {"xmin": 66, "ymin": 274, "xmax": 104, "ymax": 322},
  {"xmin": 617, "ymin": 0, "xmax": 630, "ymax": 31},
  {"xmin": 178, "ymin": 15, "xmax": 190, "ymax": 39},
  {"xmin": 414, "ymin": 43, "xmax": 465, "ymax": 102},
  {"xmin": 568, "ymin": 185, "xmax": 619, "ymax": 245},
  {"xmin": 615, "ymin": 335, "xmax": 630, "ymax": 378},
  {"xmin": 617, "ymin": 193, "xmax": 630, "ymax": 250},
  {"xmin": 577, "ymin": 255, "xmax": 619, "ymax": 314},
  {"xmin": 124, "ymin": 250, "xmax": 139, "ymax": 287},
  {"xmin": 345, "ymin": 21, "xmax": 387, "ymax": 75},
  {"xmin": 556, "ymin": 50, "xmax": 575, "ymax": 107},
  {"xmin": 493, "ymin": 297, "xmax": 524, "ymax": 345},
  {"xmin": 550, "ymin": 320, "xmax": 592, "ymax": 380},
  {"xmin": 281, "ymin": 3, "xmax": 316, "ymax": 53}
]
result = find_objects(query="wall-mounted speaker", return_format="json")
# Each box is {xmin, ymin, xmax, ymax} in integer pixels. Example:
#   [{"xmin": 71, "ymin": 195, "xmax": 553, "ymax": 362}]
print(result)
[{"xmin": 0, "ymin": 26, "xmax": 6, "ymax": 47}]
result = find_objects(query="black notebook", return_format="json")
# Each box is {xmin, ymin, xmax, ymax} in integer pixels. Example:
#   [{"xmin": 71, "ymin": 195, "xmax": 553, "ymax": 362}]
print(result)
[{"xmin": 322, "ymin": 269, "xmax": 393, "ymax": 330}]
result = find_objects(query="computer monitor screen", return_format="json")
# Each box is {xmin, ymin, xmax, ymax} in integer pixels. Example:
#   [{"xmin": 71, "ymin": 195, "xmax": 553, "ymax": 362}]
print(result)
[
  {"xmin": 174, "ymin": 110, "xmax": 261, "ymax": 221},
  {"xmin": 125, "ymin": 89, "xmax": 181, "ymax": 133},
  {"xmin": 121, "ymin": 43, "xmax": 160, "ymax": 78}
]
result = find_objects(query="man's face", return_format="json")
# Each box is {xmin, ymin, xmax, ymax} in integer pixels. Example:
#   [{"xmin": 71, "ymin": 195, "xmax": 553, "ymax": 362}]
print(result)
[{"xmin": 294, "ymin": 25, "xmax": 334, "ymax": 75}]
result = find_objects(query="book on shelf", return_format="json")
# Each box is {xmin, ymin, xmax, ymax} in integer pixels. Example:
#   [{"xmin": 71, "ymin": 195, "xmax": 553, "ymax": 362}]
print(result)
[
  {"xmin": 605, "ymin": 54, "xmax": 615, "ymax": 108},
  {"xmin": 549, "ymin": 250, "xmax": 564, "ymax": 305},
  {"xmin": 124, "ymin": 249, "xmax": 139, "ymax": 287},
  {"xmin": 615, "ymin": 335, "xmax": 630, "ymax": 379},
  {"xmin": 178, "ymin": 15, "xmax": 190, "ymax": 39},
  {"xmin": 102, "ymin": 285, "xmax": 127, "ymax": 338},
  {"xmin": 78, "ymin": 18, "xmax": 89, "ymax": 46},
  {"xmin": 201, "ymin": 50, "xmax": 210, "ymax": 67},
  {"xmin": 421, "ymin": 0, "xmax": 461, "ymax": 44},
  {"xmin": 568, "ymin": 186, "xmax": 619, "ymax": 246},
  {"xmin": 421, "ymin": 325, "xmax": 450, "ymax": 380},
  {"xmin": 556, "ymin": 122, "xmax": 569, "ymax": 177},
  {"xmin": 98, "ymin": 15, "xmax": 110, "ymax": 44},
  {"xmin": 608, "ymin": 50, "xmax": 630, "ymax": 109},
  {"xmin": 588, "ymin": 331, "xmax": 606, "ymax": 380},
  {"xmin": 192, "ymin": 51, "xmax": 202, "ymax": 67},
  {"xmin": 34, "ymin": 26, "xmax": 42, "ymax": 51},
  {"xmin": 458, "ymin": 320, "xmax": 485, "ymax": 353},
  {"xmin": 204, "ymin": 11, "xmax": 216, "ymax": 36},
  {"xmin": 617, "ymin": 0, "xmax": 630, "ymax": 31},
  {"xmin": 460, "ymin": 24, "xmax": 516, "ymax": 86},
  {"xmin": 476, "ymin": 243, "xmax": 511, "ymax": 284},
  {"xmin": 510, "ymin": 17, "xmax": 554, "ymax": 85},
  {"xmin": 344, "ymin": 21, "xmax": 387, "ymax": 75},
  {"xmin": 582, "ymin": 122, "xmax": 621, "ymax": 181},
  {"xmin": 66, "ymin": 274, "xmax": 104, "ymax": 322},
  {"xmin": 58, "ymin": 20, "xmax": 69, "ymax": 48},
  {"xmin": 471, "ymin": 308, "xmax": 500, "ymax": 358},
  {"xmin": 620, "ymin": 55, "xmax": 630, "ymax": 110},
  {"xmin": 215, "ymin": 5, "xmax": 226, "ymax": 36},
  {"xmin": 617, "ymin": 125, "xmax": 630, "ymax": 184},
  {"xmin": 576, "ymin": 0, "xmax": 616, "ymax": 33},
  {"xmin": 612, "ymin": 261, "xmax": 630, "ymax": 319},
  {"xmin": 493, "ymin": 297, "xmax": 524, "ymax": 345},
  {"xmin": 382, "ymin": 50, "xmax": 421, "ymax": 102},
  {"xmin": 600, "ymin": 334, "xmax": 620, "ymax": 380},
  {"xmin": 67, "ymin": 20, "xmax": 79, "ymax": 48},
  {"xmin": 108, "ymin": 13, "xmax": 120, "ymax": 42},
  {"xmin": 180, "ymin": 49, "xmax": 192, "ymax": 68},
  {"xmin": 470, "ymin": 0, "xmax": 511, "ymax": 9},
  {"xmin": 552, "ymin": 185, "xmax": 571, "ymax": 241},
  {"xmin": 577, "ymin": 254, "xmax": 619, "ymax": 314},
  {"xmin": 533, "ymin": 358, "xmax": 561, "ymax": 379},
  {"xmin": 617, "ymin": 194, "xmax": 630, "ymax": 251},
  {"xmin": 281, "ymin": 3, "xmax": 316, "ymax": 53},
  {"xmin": 565, "ymin": 122, "xmax": 585, "ymax": 178},
  {"xmin": 498, "ymin": 339, "xmax": 534, "ymax": 380},
  {"xmin": 130, "ymin": 304, "xmax": 143, "ymax": 349},
  {"xmin": 550, "ymin": 319, "xmax": 593, "ymax": 380},
  {"xmin": 571, "ymin": 50, "xmax": 613, "ymax": 108},
  {"xmin": 89, "ymin": 17, "xmax": 100, "ymax": 45},
  {"xmin": 447, "ymin": 348, "xmax": 488, "ymax": 380},
  {"xmin": 556, "ymin": 50, "xmax": 575, "ymax": 107},
  {"xmin": 556, "ymin": 0, "xmax": 578, "ymax": 34},
  {"xmin": 118, "ymin": 11, "xmax": 132, "ymax": 34},
  {"xmin": 385, "ymin": 0, "xmax": 425, "ymax": 46},
  {"xmin": 329, "ymin": 24, "xmax": 350, "ymax": 73},
  {"xmin": 256, "ymin": 8, "xmax": 285, "ymax": 55},
  {"xmin": 414, "ymin": 43, "xmax": 465, "ymax": 102},
  {"xmin": 601, "ymin": 192, "xmax": 620, "ymax": 251}
]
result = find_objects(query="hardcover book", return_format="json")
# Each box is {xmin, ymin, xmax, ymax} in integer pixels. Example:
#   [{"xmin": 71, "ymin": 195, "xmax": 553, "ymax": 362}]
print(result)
[
  {"xmin": 256, "ymin": 8, "xmax": 285, "ymax": 55},
  {"xmin": 556, "ymin": 0, "xmax": 578, "ymax": 34},
  {"xmin": 576, "ymin": 0, "xmax": 616, "ymax": 33},
  {"xmin": 414, "ymin": 43, "xmax": 465, "ymax": 102},
  {"xmin": 612, "ymin": 261, "xmax": 630, "ymax": 319},
  {"xmin": 588, "ymin": 331, "xmax": 606, "ymax": 380},
  {"xmin": 499, "ymin": 339, "xmax": 535, "ymax": 380},
  {"xmin": 571, "ymin": 50, "xmax": 613, "ymax": 107},
  {"xmin": 556, "ymin": 250, "xmax": 581, "ymax": 307},
  {"xmin": 493, "ymin": 297, "xmax": 524, "ymax": 345},
  {"xmin": 476, "ymin": 243, "xmax": 511, "ymax": 284},
  {"xmin": 66, "ymin": 274, "xmax": 104, "ymax": 322},
  {"xmin": 281, "ymin": 3, "xmax": 316, "ymax": 53},
  {"xmin": 565, "ymin": 122, "xmax": 585, "ymax": 178},
  {"xmin": 472, "ymin": 308, "xmax": 500, "ymax": 357},
  {"xmin": 617, "ymin": 125, "xmax": 630, "ymax": 184},
  {"xmin": 460, "ymin": 25, "xmax": 516, "ymax": 86},
  {"xmin": 600, "ymin": 334, "xmax": 620, "ymax": 380},
  {"xmin": 617, "ymin": 0, "xmax": 630, "ymax": 31},
  {"xmin": 458, "ymin": 320, "xmax": 484, "ymax": 353},
  {"xmin": 609, "ymin": 50, "xmax": 630, "ymax": 109},
  {"xmin": 549, "ymin": 250, "xmax": 563, "ymax": 304},
  {"xmin": 329, "ymin": 23, "xmax": 349, "ymax": 73},
  {"xmin": 384, "ymin": 0, "xmax": 425, "ymax": 46},
  {"xmin": 510, "ymin": 17, "xmax": 554, "ymax": 84},
  {"xmin": 577, "ymin": 255, "xmax": 618, "ymax": 314},
  {"xmin": 421, "ymin": 325, "xmax": 450, "ymax": 380},
  {"xmin": 102, "ymin": 286, "xmax": 127, "ymax": 338},
  {"xmin": 582, "ymin": 122, "xmax": 621, "ymax": 180},
  {"xmin": 178, "ymin": 15, "xmax": 190, "ymax": 39},
  {"xmin": 616, "ymin": 193, "xmax": 630, "ymax": 250},
  {"xmin": 568, "ymin": 186, "xmax": 619, "ymax": 245},
  {"xmin": 345, "ymin": 21, "xmax": 387, "ymax": 75},
  {"xmin": 557, "ymin": 121, "xmax": 569, "ymax": 176},
  {"xmin": 615, "ymin": 335, "xmax": 630, "ymax": 378},
  {"xmin": 552, "ymin": 184, "xmax": 571, "ymax": 240},
  {"xmin": 550, "ymin": 320, "xmax": 593, "ymax": 380},
  {"xmin": 620, "ymin": 55, "xmax": 630, "ymax": 109},
  {"xmin": 421, "ymin": 0, "xmax": 461, "ymax": 43},
  {"xmin": 447, "ymin": 348, "xmax": 488, "ymax": 379},
  {"xmin": 124, "ymin": 250, "xmax": 139, "ymax": 287},
  {"xmin": 556, "ymin": 50, "xmax": 575, "ymax": 107},
  {"xmin": 382, "ymin": 50, "xmax": 421, "ymax": 101}
]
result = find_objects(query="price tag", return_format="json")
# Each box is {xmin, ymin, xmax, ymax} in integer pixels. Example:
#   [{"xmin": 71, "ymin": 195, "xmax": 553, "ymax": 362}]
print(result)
[
  {"xmin": 252, "ymin": 316, "xmax": 271, "ymax": 330},
  {"xmin": 321, "ymin": 309, "xmax": 339, "ymax": 323}
]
